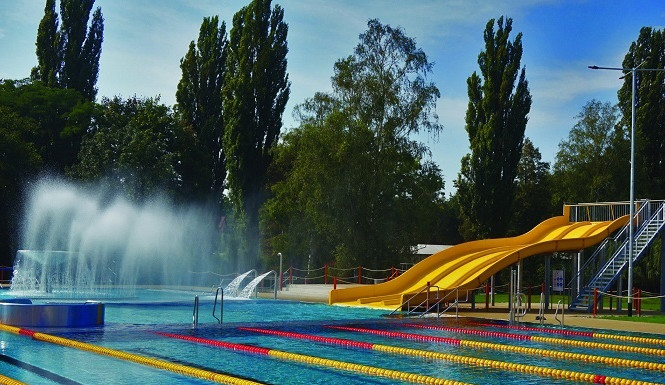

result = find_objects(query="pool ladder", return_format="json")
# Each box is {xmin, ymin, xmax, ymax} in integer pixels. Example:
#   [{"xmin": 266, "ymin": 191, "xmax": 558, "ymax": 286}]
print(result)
[{"xmin": 191, "ymin": 286, "xmax": 224, "ymax": 327}]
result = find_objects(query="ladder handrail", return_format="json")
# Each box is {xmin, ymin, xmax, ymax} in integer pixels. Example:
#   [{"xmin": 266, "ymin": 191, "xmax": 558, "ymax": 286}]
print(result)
[
  {"xmin": 389, "ymin": 283, "xmax": 442, "ymax": 316},
  {"xmin": 212, "ymin": 286, "xmax": 223, "ymax": 324},
  {"xmin": 554, "ymin": 300, "xmax": 564, "ymax": 327},
  {"xmin": 192, "ymin": 295, "xmax": 199, "ymax": 327}
]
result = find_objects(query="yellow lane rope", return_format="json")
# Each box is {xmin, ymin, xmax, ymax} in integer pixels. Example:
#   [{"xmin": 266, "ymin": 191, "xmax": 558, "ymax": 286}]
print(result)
[{"xmin": 0, "ymin": 323, "xmax": 264, "ymax": 385}]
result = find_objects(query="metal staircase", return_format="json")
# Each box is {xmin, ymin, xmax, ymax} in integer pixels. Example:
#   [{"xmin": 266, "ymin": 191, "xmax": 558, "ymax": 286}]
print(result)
[{"xmin": 569, "ymin": 200, "xmax": 665, "ymax": 311}]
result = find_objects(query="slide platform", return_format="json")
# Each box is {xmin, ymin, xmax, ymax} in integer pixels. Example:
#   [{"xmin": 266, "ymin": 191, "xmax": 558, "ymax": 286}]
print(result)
[{"xmin": 328, "ymin": 212, "xmax": 628, "ymax": 309}]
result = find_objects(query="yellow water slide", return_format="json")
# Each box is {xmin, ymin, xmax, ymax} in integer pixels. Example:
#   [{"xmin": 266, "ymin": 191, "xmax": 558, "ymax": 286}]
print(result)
[{"xmin": 328, "ymin": 207, "xmax": 628, "ymax": 309}]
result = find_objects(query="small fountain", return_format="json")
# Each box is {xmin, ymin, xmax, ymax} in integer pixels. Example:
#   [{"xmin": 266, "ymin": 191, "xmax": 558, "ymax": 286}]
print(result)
[
  {"xmin": 238, "ymin": 271, "xmax": 275, "ymax": 299},
  {"xmin": 223, "ymin": 270, "xmax": 255, "ymax": 298}
]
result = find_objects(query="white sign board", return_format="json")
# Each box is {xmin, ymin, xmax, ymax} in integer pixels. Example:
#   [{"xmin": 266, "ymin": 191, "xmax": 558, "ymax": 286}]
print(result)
[{"xmin": 553, "ymin": 270, "xmax": 564, "ymax": 292}]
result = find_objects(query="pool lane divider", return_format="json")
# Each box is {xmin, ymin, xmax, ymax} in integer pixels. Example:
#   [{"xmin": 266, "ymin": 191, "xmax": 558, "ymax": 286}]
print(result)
[
  {"xmin": 0, "ymin": 374, "xmax": 27, "ymax": 385},
  {"xmin": 0, "ymin": 323, "xmax": 265, "ymax": 385},
  {"xmin": 469, "ymin": 321, "xmax": 665, "ymax": 347},
  {"xmin": 155, "ymin": 331, "xmax": 472, "ymax": 385},
  {"xmin": 401, "ymin": 323, "xmax": 665, "ymax": 357},
  {"xmin": 243, "ymin": 326, "xmax": 663, "ymax": 385}
]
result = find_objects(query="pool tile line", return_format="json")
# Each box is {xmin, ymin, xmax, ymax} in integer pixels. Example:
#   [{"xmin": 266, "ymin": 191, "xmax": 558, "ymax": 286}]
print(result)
[
  {"xmin": 326, "ymin": 325, "xmax": 663, "ymax": 384},
  {"xmin": 155, "ymin": 331, "xmax": 472, "ymax": 385},
  {"xmin": 0, "ymin": 323, "xmax": 265, "ymax": 385},
  {"xmin": 468, "ymin": 322, "xmax": 665, "ymax": 347}
]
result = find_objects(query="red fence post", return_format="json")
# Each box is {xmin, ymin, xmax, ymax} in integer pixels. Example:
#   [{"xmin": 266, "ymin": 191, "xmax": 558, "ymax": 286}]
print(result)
[
  {"xmin": 637, "ymin": 288, "xmax": 641, "ymax": 316},
  {"xmin": 357, "ymin": 266, "xmax": 362, "ymax": 284},
  {"xmin": 485, "ymin": 281, "xmax": 489, "ymax": 310},
  {"xmin": 593, "ymin": 288, "xmax": 598, "ymax": 317},
  {"xmin": 324, "ymin": 264, "xmax": 328, "ymax": 285},
  {"xmin": 333, "ymin": 276, "xmax": 337, "ymax": 290}
]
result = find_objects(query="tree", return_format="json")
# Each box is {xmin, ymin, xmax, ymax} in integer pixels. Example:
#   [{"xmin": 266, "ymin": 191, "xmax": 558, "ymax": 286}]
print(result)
[
  {"xmin": 262, "ymin": 20, "xmax": 445, "ymax": 269},
  {"xmin": 69, "ymin": 96, "xmax": 182, "ymax": 202},
  {"xmin": 552, "ymin": 99, "xmax": 627, "ymax": 204},
  {"xmin": 33, "ymin": 0, "xmax": 104, "ymax": 101},
  {"xmin": 176, "ymin": 16, "xmax": 228, "ymax": 206},
  {"xmin": 223, "ymin": 0, "xmax": 290, "ymax": 266},
  {"xmin": 0, "ymin": 106, "xmax": 42, "ymax": 266},
  {"xmin": 456, "ymin": 16, "xmax": 532, "ymax": 240},
  {"xmin": 510, "ymin": 137, "xmax": 552, "ymax": 236},
  {"xmin": 34, "ymin": 0, "xmax": 61, "ymax": 87},
  {"xmin": 618, "ymin": 27, "xmax": 665, "ymax": 198},
  {"xmin": 0, "ymin": 79, "xmax": 93, "ymax": 173}
]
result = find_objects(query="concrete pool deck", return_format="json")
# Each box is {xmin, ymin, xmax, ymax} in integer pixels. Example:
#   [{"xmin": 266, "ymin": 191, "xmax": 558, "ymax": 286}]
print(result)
[{"xmin": 260, "ymin": 284, "xmax": 665, "ymax": 335}]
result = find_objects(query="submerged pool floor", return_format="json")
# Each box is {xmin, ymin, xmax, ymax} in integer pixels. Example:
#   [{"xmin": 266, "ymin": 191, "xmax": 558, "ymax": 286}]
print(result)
[{"xmin": 0, "ymin": 290, "xmax": 664, "ymax": 385}]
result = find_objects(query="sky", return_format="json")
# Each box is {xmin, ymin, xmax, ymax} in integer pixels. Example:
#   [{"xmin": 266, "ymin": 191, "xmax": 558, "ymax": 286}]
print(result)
[{"xmin": 1, "ymin": 0, "xmax": 664, "ymax": 195}]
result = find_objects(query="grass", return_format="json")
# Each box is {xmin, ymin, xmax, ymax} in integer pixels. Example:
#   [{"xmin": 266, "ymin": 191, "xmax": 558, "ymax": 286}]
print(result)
[
  {"xmin": 474, "ymin": 292, "xmax": 665, "ymax": 323},
  {"xmin": 473, "ymin": 293, "xmax": 568, "ymax": 306},
  {"xmin": 600, "ymin": 315, "xmax": 665, "ymax": 324}
]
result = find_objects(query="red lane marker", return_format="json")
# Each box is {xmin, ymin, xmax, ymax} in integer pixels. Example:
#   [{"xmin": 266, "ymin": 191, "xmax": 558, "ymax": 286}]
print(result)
[
  {"xmin": 18, "ymin": 328, "xmax": 35, "ymax": 337},
  {"xmin": 403, "ymin": 323, "xmax": 531, "ymax": 341},
  {"xmin": 154, "ymin": 332, "xmax": 271, "ymax": 355},
  {"xmin": 238, "ymin": 327, "xmax": 374, "ymax": 350},
  {"xmin": 468, "ymin": 322, "xmax": 594, "ymax": 338},
  {"xmin": 327, "ymin": 325, "xmax": 461, "ymax": 346}
]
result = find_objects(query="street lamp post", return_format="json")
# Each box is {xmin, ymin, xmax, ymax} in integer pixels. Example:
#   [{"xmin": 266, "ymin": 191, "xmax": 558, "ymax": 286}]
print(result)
[{"xmin": 588, "ymin": 63, "xmax": 664, "ymax": 316}]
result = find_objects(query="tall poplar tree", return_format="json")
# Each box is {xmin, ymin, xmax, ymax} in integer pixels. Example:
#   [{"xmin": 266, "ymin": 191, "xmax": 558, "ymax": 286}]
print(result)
[
  {"xmin": 33, "ymin": 0, "xmax": 104, "ymax": 101},
  {"xmin": 223, "ymin": 0, "xmax": 290, "ymax": 265},
  {"xmin": 176, "ymin": 16, "xmax": 228, "ymax": 206},
  {"xmin": 34, "ymin": 0, "xmax": 61, "ymax": 87},
  {"xmin": 455, "ymin": 16, "xmax": 532, "ymax": 240},
  {"xmin": 618, "ymin": 27, "xmax": 665, "ymax": 198}
]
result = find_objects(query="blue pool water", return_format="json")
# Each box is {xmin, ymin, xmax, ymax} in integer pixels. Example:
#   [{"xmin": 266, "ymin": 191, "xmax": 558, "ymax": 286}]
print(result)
[{"xmin": 1, "ymin": 288, "xmax": 664, "ymax": 384}]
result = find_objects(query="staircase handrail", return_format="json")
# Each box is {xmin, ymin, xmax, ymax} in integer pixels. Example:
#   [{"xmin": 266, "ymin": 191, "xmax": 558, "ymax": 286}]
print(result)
[
  {"xmin": 566, "ymin": 199, "xmax": 651, "ymax": 292},
  {"xmin": 389, "ymin": 284, "xmax": 442, "ymax": 316},
  {"xmin": 569, "ymin": 200, "xmax": 665, "ymax": 310},
  {"xmin": 592, "ymin": 202, "xmax": 664, "ymax": 288}
]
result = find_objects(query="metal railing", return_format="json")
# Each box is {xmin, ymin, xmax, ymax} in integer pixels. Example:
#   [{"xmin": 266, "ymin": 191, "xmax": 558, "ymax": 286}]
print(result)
[
  {"xmin": 567, "ymin": 201, "xmax": 633, "ymax": 222},
  {"xmin": 389, "ymin": 283, "xmax": 442, "ymax": 316},
  {"xmin": 573, "ymin": 201, "xmax": 664, "ymax": 309},
  {"xmin": 212, "ymin": 286, "xmax": 223, "ymax": 324},
  {"xmin": 554, "ymin": 300, "xmax": 564, "ymax": 327},
  {"xmin": 192, "ymin": 295, "xmax": 199, "ymax": 327}
]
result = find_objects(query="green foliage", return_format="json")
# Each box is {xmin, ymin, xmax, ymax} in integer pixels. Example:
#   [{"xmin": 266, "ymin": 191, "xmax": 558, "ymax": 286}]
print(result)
[
  {"xmin": 176, "ymin": 16, "xmax": 228, "ymax": 205},
  {"xmin": 456, "ymin": 16, "xmax": 532, "ymax": 240},
  {"xmin": 0, "ymin": 79, "xmax": 92, "ymax": 173},
  {"xmin": 618, "ymin": 27, "xmax": 665, "ymax": 198},
  {"xmin": 69, "ymin": 96, "xmax": 181, "ymax": 202},
  {"xmin": 552, "ymin": 100, "xmax": 627, "ymax": 204},
  {"xmin": 0, "ymin": 106, "xmax": 43, "ymax": 264},
  {"xmin": 33, "ymin": 0, "xmax": 104, "ymax": 100},
  {"xmin": 510, "ymin": 137, "xmax": 553, "ymax": 235},
  {"xmin": 262, "ymin": 20, "xmax": 445, "ymax": 270},
  {"xmin": 223, "ymin": 0, "xmax": 290, "ymax": 265}
]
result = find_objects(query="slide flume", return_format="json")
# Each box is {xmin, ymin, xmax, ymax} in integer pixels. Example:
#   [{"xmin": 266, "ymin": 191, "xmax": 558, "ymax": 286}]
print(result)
[{"xmin": 328, "ymin": 212, "xmax": 628, "ymax": 309}]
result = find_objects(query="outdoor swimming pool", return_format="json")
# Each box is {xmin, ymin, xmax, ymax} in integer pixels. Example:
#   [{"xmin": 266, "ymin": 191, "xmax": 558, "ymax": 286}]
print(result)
[{"xmin": 1, "ymin": 288, "xmax": 664, "ymax": 385}]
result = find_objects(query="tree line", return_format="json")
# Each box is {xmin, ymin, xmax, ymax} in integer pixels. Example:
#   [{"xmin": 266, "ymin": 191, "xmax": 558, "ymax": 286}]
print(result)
[{"xmin": 1, "ymin": 1, "xmax": 663, "ymax": 290}]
